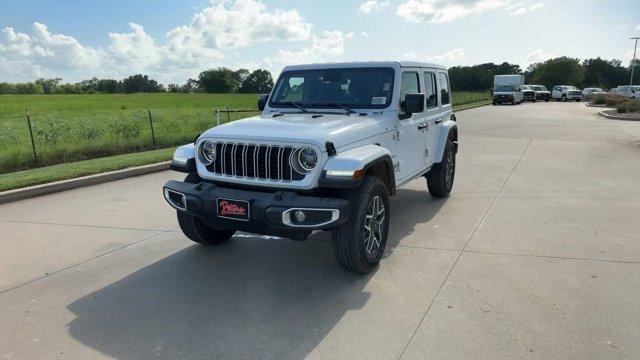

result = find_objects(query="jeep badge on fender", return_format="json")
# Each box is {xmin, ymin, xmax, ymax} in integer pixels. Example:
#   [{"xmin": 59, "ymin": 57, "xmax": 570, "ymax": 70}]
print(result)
[{"xmin": 163, "ymin": 61, "xmax": 458, "ymax": 274}]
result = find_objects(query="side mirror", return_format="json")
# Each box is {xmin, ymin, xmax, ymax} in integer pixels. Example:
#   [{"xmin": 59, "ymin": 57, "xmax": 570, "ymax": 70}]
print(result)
[
  {"xmin": 258, "ymin": 94, "xmax": 269, "ymax": 111},
  {"xmin": 404, "ymin": 93, "xmax": 425, "ymax": 114}
]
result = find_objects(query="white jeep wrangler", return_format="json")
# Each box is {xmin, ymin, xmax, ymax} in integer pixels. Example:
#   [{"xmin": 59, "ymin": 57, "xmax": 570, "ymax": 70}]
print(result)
[{"xmin": 163, "ymin": 61, "xmax": 458, "ymax": 274}]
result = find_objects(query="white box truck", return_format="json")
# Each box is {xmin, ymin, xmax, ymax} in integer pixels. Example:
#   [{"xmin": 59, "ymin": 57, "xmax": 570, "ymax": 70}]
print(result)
[{"xmin": 492, "ymin": 75, "xmax": 524, "ymax": 105}]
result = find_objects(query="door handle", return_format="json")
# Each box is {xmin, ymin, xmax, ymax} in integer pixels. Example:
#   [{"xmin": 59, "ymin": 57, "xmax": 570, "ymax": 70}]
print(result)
[
  {"xmin": 434, "ymin": 118, "xmax": 443, "ymax": 124},
  {"xmin": 418, "ymin": 123, "xmax": 428, "ymax": 130}
]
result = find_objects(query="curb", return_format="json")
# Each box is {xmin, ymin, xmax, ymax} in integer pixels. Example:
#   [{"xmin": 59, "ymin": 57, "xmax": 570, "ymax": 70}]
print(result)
[
  {"xmin": 585, "ymin": 103, "xmax": 610, "ymax": 108},
  {"xmin": 597, "ymin": 110, "xmax": 640, "ymax": 121},
  {"xmin": 0, "ymin": 161, "xmax": 170, "ymax": 205},
  {"xmin": 454, "ymin": 101, "xmax": 491, "ymax": 112}
]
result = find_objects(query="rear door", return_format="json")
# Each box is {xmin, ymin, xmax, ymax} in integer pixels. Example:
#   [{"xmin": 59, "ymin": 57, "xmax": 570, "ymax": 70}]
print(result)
[{"xmin": 423, "ymin": 69, "xmax": 440, "ymax": 166}]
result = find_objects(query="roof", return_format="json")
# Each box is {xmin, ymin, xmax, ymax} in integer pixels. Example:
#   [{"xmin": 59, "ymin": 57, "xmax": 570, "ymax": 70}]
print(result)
[{"xmin": 282, "ymin": 61, "xmax": 447, "ymax": 72}]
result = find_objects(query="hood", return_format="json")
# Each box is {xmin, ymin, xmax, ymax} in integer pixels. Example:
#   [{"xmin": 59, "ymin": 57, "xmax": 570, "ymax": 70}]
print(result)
[
  {"xmin": 535, "ymin": 90, "xmax": 550, "ymax": 94},
  {"xmin": 201, "ymin": 112, "xmax": 389, "ymax": 150}
]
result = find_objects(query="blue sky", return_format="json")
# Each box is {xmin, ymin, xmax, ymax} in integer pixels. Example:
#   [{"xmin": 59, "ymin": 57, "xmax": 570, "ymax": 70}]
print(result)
[{"xmin": 0, "ymin": 0, "xmax": 638, "ymax": 83}]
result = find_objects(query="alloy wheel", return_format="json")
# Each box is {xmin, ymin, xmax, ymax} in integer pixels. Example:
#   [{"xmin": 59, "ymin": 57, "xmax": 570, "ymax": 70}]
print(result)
[{"xmin": 363, "ymin": 195, "xmax": 385, "ymax": 258}]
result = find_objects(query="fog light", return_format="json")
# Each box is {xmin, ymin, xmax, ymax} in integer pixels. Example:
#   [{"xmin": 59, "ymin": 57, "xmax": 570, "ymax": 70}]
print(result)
[{"xmin": 294, "ymin": 210, "xmax": 306, "ymax": 222}]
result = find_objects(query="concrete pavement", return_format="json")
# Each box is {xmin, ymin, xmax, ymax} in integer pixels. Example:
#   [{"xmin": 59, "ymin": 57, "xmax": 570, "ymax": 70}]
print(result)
[{"xmin": 0, "ymin": 102, "xmax": 639, "ymax": 359}]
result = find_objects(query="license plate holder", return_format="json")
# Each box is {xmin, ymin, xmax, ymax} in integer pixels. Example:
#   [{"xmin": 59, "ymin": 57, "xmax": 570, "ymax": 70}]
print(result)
[{"xmin": 216, "ymin": 198, "xmax": 250, "ymax": 221}]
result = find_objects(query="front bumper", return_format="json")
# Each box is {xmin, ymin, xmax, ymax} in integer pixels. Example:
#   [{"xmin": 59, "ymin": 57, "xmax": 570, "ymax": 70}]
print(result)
[
  {"xmin": 493, "ymin": 96, "xmax": 514, "ymax": 104},
  {"xmin": 163, "ymin": 180, "xmax": 350, "ymax": 240}
]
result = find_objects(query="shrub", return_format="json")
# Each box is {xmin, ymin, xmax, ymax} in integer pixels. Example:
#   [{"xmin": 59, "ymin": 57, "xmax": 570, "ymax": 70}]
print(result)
[
  {"xmin": 75, "ymin": 122, "xmax": 104, "ymax": 140},
  {"xmin": 616, "ymin": 99, "xmax": 640, "ymax": 114},
  {"xmin": 590, "ymin": 94, "xmax": 606, "ymax": 105},
  {"xmin": 605, "ymin": 94, "xmax": 627, "ymax": 107},
  {"xmin": 35, "ymin": 120, "xmax": 68, "ymax": 144},
  {"xmin": 112, "ymin": 120, "xmax": 142, "ymax": 140}
]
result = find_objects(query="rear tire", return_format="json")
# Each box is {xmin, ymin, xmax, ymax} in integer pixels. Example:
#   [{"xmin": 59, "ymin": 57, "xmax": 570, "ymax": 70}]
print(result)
[
  {"xmin": 332, "ymin": 176, "xmax": 390, "ymax": 274},
  {"xmin": 426, "ymin": 138, "xmax": 456, "ymax": 198},
  {"xmin": 177, "ymin": 172, "xmax": 235, "ymax": 245}
]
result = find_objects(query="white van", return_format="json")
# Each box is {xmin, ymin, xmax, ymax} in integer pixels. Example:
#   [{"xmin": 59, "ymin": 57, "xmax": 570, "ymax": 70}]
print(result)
[{"xmin": 492, "ymin": 75, "xmax": 524, "ymax": 105}]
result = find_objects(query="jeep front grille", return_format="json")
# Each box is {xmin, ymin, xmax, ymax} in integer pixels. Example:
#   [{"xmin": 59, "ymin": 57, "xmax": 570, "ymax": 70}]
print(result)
[{"xmin": 206, "ymin": 142, "xmax": 304, "ymax": 181}]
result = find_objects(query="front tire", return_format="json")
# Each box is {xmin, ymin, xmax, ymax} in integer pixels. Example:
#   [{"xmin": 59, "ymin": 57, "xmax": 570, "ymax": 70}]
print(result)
[
  {"xmin": 332, "ymin": 176, "xmax": 390, "ymax": 274},
  {"xmin": 426, "ymin": 138, "xmax": 456, "ymax": 198},
  {"xmin": 177, "ymin": 172, "xmax": 235, "ymax": 245}
]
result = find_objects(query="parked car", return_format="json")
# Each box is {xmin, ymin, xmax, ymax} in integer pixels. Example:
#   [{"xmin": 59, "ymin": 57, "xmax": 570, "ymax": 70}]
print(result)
[
  {"xmin": 614, "ymin": 85, "xmax": 640, "ymax": 99},
  {"xmin": 582, "ymin": 87, "xmax": 605, "ymax": 98},
  {"xmin": 531, "ymin": 85, "xmax": 551, "ymax": 101},
  {"xmin": 493, "ymin": 75, "xmax": 524, "ymax": 105},
  {"xmin": 552, "ymin": 85, "xmax": 583, "ymax": 102},
  {"xmin": 522, "ymin": 85, "xmax": 537, "ymax": 102},
  {"xmin": 163, "ymin": 61, "xmax": 459, "ymax": 274}
]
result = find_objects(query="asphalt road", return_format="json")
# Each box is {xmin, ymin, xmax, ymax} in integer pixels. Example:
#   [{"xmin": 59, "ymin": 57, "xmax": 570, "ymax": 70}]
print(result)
[{"xmin": 1, "ymin": 102, "xmax": 639, "ymax": 359}]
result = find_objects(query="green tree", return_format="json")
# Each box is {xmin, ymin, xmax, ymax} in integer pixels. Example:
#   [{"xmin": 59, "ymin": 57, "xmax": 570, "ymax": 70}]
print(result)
[
  {"xmin": 582, "ymin": 58, "xmax": 629, "ymax": 89},
  {"xmin": 96, "ymin": 79, "xmax": 121, "ymax": 93},
  {"xmin": 238, "ymin": 69, "xmax": 274, "ymax": 93},
  {"xmin": 0, "ymin": 83, "xmax": 17, "ymax": 94},
  {"xmin": 15, "ymin": 82, "xmax": 44, "ymax": 94},
  {"xmin": 35, "ymin": 78, "xmax": 62, "ymax": 94},
  {"xmin": 198, "ymin": 67, "xmax": 237, "ymax": 93},
  {"xmin": 528, "ymin": 57, "xmax": 584, "ymax": 89},
  {"xmin": 122, "ymin": 74, "xmax": 163, "ymax": 93}
]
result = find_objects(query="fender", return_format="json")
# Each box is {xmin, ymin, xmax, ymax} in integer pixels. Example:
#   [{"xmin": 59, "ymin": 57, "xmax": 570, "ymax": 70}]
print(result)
[
  {"xmin": 170, "ymin": 143, "xmax": 196, "ymax": 173},
  {"xmin": 319, "ymin": 144, "xmax": 395, "ymax": 194},
  {"xmin": 433, "ymin": 120, "xmax": 458, "ymax": 163}
]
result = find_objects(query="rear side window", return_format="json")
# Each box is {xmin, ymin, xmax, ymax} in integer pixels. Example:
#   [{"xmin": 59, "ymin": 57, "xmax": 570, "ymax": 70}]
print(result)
[
  {"xmin": 438, "ymin": 72, "xmax": 450, "ymax": 105},
  {"xmin": 423, "ymin": 72, "xmax": 438, "ymax": 109}
]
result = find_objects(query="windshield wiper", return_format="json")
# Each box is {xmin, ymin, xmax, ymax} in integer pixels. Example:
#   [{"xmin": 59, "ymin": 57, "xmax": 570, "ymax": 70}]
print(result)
[
  {"xmin": 308, "ymin": 102, "xmax": 357, "ymax": 114},
  {"xmin": 283, "ymin": 102, "xmax": 308, "ymax": 113}
]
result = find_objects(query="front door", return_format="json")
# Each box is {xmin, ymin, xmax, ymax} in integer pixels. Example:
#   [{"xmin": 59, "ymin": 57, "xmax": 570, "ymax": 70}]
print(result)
[{"xmin": 396, "ymin": 70, "xmax": 427, "ymax": 182}]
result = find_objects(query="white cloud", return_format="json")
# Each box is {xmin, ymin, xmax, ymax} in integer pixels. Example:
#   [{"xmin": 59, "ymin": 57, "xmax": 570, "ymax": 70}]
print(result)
[
  {"xmin": 523, "ymin": 49, "xmax": 555, "ymax": 66},
  {"xmin": 359, "ymin": 0, "xmax": 390, "ymax": 13},
  {"xmin": 0, "ymin": 0, "xmax": 313, "ymax": 83},
  {"xmin": 0, "ymin": 22, "xmax": 102, "ymax": 76},
  {"xmin": 396, "ymin": 0, "xmax": 511, "ymax": 23},
  {"xmin": 166, "ymin": 0, "xmax": 311, "ymax": 52},
  {"xmin": 635, "ymin": 24, "xmax": 640, "ymax": 31},
  {"xmin": 274, "ymin": 31, "xmax": 354, "ymax": 65},
  {"xmin": 402, "ymin": 48, "xmax": 466, "ymax": 64},
  {"xmin": 509, "ymin": 1, "xmax": 544, "ymax": 16}
]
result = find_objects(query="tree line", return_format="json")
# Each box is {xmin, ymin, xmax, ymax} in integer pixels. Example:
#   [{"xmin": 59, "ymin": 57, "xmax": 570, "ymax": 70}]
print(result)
[
  {"xmin": 0, "ymin": 68, "xmax": 274, "ymax": 95},
  {"xmin": 1, "ymin": 57, "xmax": 637, "ymax": 95},
  {"xmin": 449, "ymin": 57, "xmax": 639, "ymax": 91}
]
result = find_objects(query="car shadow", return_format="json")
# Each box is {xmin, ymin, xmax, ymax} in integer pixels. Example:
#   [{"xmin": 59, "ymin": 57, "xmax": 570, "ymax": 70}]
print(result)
[{"xmin": 66, "ymin": 184, "xmax": 446, "ymax": 359}]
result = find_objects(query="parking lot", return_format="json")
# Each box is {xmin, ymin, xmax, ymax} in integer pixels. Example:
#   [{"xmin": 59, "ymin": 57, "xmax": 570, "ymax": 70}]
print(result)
[{"xmin": 1, "ymin": 102, "xmax": 639, "ymax": 359}]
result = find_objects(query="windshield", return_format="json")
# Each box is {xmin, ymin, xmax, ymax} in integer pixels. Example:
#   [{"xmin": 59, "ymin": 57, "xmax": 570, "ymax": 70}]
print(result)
[
  {"xmin": 563, "ymin": 86, "xmax": 577, "ymax": 90},
  {"xmin": 533, "ymin": 85, "xmax": 547, "ymax": 91},
  {"xmin": 269, "ymin": 67, "xmax": 395, "ymax": 109},
  {"xmin": 495, "ymin": 85, "xmax": 514, "ymax": 92},
  {"xmin": 523, "ymin": 85, "xmax": 533, "ymax": 90}
]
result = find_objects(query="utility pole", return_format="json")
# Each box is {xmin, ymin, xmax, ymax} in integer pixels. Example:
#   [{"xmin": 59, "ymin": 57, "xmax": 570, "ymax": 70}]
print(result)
[{"xmin": 631, "ymin": 37, "xmax": 639, "ymax": 87}]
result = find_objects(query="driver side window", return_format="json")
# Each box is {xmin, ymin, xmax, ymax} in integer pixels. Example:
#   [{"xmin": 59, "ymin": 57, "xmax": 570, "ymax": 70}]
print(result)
[{"xmin": 400, "ymin": 72, "xmax": 420, "ymax": 111}]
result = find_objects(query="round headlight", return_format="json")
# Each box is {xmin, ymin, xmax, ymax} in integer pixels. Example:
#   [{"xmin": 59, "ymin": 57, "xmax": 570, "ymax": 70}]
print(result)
[
  {"xmin": 200, "ymin": 141, "xmax": 216, "ymax": 165},
  {"xmin": 296, "ymin": 147, "xmax": 318, "ymax": 172}
]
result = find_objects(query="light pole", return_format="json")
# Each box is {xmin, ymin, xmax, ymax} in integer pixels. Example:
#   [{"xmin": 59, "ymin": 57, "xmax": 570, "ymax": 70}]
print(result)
[{"xmin": 631, "ymin": 37, "xmax": 639, "ymax": 87}]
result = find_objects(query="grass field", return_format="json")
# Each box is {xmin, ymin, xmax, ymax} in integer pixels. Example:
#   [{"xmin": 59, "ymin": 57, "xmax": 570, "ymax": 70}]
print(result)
[{"xmin": 0, "ymin": 92, "xmax": 490, "ymax": 175}]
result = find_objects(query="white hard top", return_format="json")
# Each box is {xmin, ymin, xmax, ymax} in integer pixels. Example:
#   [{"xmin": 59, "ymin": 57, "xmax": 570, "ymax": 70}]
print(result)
[{"xmin": 282, "ymin": 61, "xmax": 447, "ymax": 72}]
